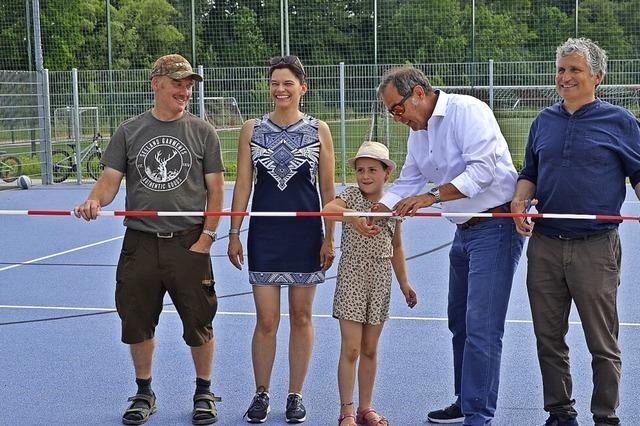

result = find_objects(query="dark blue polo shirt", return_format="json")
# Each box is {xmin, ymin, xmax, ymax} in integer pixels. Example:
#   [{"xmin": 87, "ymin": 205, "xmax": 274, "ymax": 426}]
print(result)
[{"xmin": 519, "ymin": 99, "xmax": 640, "ymax": 237}]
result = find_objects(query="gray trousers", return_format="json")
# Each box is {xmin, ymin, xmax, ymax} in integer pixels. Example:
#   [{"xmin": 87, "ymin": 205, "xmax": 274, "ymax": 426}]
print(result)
[{"xmin": 526, "ymin": 230, "xmax": 621, "ymax": 426}]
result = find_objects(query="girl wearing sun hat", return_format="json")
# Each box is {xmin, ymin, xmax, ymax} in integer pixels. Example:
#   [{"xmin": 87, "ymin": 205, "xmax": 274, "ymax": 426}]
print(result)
[{"xmin": 323, "ymin": 140, "xmax": 417, "ymax": 426}]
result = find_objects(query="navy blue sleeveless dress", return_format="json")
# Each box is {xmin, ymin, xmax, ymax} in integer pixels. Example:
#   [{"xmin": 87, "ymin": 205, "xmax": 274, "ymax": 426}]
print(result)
[{"xmin": 247, "ymin": 114, "xmax": 325, "ymax": 286}]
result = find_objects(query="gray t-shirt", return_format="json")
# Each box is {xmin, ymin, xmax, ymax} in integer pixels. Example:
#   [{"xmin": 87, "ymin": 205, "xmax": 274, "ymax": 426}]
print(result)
[{"xmin": 101, "ymin": 110, "xmax": 224, "ymax": 233}]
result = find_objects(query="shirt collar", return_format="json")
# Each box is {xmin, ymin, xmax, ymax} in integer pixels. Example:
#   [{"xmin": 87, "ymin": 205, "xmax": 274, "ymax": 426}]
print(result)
[
  {"xmin": 432, "ymin": 89, "xmax": 448, "ymax": 117},
  {"xmin": 558, "ymin": 98, "xmax": 601, "ymax": 116}
]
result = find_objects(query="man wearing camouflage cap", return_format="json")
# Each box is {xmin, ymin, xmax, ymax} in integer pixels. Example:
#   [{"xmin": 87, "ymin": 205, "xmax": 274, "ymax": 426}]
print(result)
[
  {"xmin": 75, "ymin": 54, "xmax": 224, "ymax": 425},
  {"xmin": 150, "ymin": 53, "xmax": 204, "ymax": 82}
]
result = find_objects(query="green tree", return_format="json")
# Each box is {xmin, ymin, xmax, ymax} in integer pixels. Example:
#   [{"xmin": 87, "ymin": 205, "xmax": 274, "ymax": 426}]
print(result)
[
  {"xmin": 40, "ymin": 0, "xmax": 103, "ymax": 70},
  {"xmin": 526, "ymin": 3, "xmax": 573, "ymax": 61},
  {"xmin": 577, "ymin": 0, "xmax": 632, "ymax": 60},
  {"xmin": 380, "ymin": 0, "xmax": 467, "ymax": 64},
  {"xmin": 466, "ymin": 2, "xmax": 536, "ymax": 62},
  {"xmin": 288, "ymin": 0, "xmax": 367, "ymax": 65},
  {"xmin": 165, "ymin": 0, "xmax": 195, "ymax": 62},
  {"xmin": 111, "ymin": 0, "xmax": 184, "ymax": 69},
  {"xmin": 250, "ymin": 0, "xmax": 283, "ymax": 58},
  {"xmin": 615, "ymin": 0, "xmax": 640, "ymax": 59},
  {"xmin": 231, "ymin": 7, "xmax": 269, "ymax": 66},
  {"xmin": 78, "ymin": 1, "xmax": 110, "ymax": 69},
  {"xmin": 3, "ymin": 0, "xmax": 640, "ymax": 72},
  {"xmin": 199, "ymin": 0, "xmax": 273, "ymax": 67},
  {"xmin": 0, "ymin": 0, "xmax": 32, "ymax": 70}
]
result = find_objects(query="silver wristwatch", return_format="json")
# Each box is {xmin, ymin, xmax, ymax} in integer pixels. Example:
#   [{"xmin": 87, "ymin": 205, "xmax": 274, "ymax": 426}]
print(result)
[
  {"xmin": 202, "ymin": 229, "xmax": 217, "ymax": 241},
  {"xmin": 428, "ymin": 187, "xmax": 442, "ymax": 203}
]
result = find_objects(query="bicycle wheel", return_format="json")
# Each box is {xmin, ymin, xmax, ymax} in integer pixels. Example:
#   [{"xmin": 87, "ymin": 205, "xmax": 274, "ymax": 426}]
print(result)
[
  {"xmin": 86, "ymin": 153, "xmax": 103, "ymax": 181},
  {"xmin": 0, "ymin": 155, "xmax": 22, "ymax": 183},
  {"xmin": 52, "ymin": 150, "xmax": 72, "ymax": 183}
]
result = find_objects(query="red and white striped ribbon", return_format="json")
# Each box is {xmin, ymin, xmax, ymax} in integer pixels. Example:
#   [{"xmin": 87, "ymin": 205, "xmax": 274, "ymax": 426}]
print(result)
[{"xmin": 0, "ymin": 209, "xmax": 638, "ymax": 221}]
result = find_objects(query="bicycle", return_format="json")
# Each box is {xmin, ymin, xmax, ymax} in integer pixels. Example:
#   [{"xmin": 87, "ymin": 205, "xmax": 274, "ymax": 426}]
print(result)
[
  {"xmin": 0, "ymin": 151, "xmax": 22, "ymax": 183},
  {"xmin": 52, "ymin": 133, "xmax": 104, "ymax": 183}
]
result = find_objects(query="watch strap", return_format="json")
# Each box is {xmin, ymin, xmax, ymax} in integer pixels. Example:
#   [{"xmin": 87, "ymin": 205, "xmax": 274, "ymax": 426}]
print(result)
[
  {"xmin": 429, "ymin": 187, "xmax": 442, "ymax": 203},
  {"xmin": 202, "ymin": 229, "xmax": 217, "ymax": 241}
]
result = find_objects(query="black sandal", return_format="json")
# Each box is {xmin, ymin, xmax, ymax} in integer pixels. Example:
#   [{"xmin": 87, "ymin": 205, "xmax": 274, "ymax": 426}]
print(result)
[
  {"xmin": 122, "ymin": 392, "xmax": 157, "ymax": 425},
  {"xmin": 192, "ymin": 392, "xmax": 222, "ymax": 425}
]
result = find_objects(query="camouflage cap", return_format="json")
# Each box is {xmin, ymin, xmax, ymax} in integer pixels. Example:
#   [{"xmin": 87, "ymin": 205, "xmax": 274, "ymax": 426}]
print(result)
[{"xmin": 150, "ymin": 54, "xmax": 203, "ymax": 82}]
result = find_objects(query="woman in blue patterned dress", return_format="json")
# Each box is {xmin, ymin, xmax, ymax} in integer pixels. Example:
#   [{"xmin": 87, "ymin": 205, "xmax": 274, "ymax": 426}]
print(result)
[{"xmin": 227, "ymin": 55, "xmax": 336, "ymax": 424}]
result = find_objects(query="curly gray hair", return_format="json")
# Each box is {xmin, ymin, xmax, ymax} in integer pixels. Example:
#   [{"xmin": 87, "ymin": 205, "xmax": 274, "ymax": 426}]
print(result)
[{"xmin": 556, "ymin": 37, "xmax": 607, "ymax": 77}]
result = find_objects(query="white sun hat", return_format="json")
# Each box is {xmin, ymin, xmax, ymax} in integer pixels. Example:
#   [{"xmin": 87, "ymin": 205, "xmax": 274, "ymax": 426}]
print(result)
[{"xmin": 348, "ymin": 140, "xmax": 396, "ymax": 172}]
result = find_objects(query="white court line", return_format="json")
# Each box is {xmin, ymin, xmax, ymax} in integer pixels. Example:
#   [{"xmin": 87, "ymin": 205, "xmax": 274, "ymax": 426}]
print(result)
[
  {"xmin": 0, "ymin": 305, "xmax": 117, "ymax": 312},
  {"xmin": 0, "ymin": 206, "xmax": 236, "ymax": 274},
  {"xmin": 2, "ymin": 304, "xmax": 640, "ymax": 327},
  {"xmin": 0, "ymin": 236, "xmax": 124, "ymax": 273}
]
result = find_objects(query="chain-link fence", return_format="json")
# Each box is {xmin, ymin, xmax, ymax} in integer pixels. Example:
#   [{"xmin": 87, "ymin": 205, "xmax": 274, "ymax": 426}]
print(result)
[
  {"xmin": 1, "ymin": 1, "xmax": 640, "ymax": 187},
  {"xmin": 0, "ymin": 70, "xmax": 44, "ymax": 187},
  {"xmin": 2, "ymin": 60, "xmax": 639, "ymax": 187}
]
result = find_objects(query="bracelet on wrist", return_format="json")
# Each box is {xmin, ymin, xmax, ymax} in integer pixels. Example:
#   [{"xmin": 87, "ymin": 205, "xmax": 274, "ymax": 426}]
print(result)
[{"xmin": 228, "ymin": 228, "xmax": 240, "ymax": 235}]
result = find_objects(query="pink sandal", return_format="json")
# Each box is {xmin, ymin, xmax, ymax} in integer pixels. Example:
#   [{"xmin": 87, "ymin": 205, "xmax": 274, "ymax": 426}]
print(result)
[
  {"xmin": 356, "ymin": 407, "xmax": 389, "ymax": 426},
  {"xmin": 339, "ymin": 413, "xmax": 357, "ymax": 425}
]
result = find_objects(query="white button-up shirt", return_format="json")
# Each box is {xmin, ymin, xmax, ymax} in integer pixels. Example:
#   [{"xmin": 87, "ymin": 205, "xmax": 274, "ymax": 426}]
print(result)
[{"xmin": 380, "ymin": 90, "xmax": 518, "ymax": 224}]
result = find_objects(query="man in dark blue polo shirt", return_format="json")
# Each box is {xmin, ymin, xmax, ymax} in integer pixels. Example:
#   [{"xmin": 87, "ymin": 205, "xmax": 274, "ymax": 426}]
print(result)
[{"xmin": 511, "ymin": 38, "xmax": 640, "ymax": 426}]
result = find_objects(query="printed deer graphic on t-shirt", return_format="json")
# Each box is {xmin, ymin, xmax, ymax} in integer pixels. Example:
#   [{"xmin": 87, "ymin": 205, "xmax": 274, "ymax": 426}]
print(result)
[{"xmin": 149, "ymin": 149, "xmax": 179, "ymax": 182}]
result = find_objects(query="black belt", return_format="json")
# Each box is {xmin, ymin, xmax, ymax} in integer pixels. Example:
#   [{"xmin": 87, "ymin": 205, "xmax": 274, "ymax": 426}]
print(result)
[
  {"xmin": 545, "ymin": 229, "xmax": 612, "ymax": 241},
  {"xmin": 457, "ymin": 202, "xmax": 511, "ymax": 230},
  {"xmin": 131, "ymin": 226, "xmax": 201, "ymax": 239}
]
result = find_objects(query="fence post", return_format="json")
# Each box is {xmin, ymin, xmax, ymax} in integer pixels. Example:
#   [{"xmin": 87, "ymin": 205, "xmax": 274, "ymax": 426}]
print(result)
[
  {"xmin": 575, "ymin": 0, "xmax": 579, "ymax": 37},
  {"xmin": 106, "ymin": 0, "xmax": 115, "ymax": 135},
  {"xmin": 191, "ymin": 0, "xmax": 196, "ymax": 65},
  {"xmin": 339, "ymin": 62, "xmax": 346, "ymax": 186},
  {"xmin": 41, "ymin": 69, "xmax": 53, "ymax": 184},
  {"xmin": 72, "ymin": 68, "xmax": 82, "ymax": 184},
  {"xmin": 489, "ymin": 59, "xmax": 494, "ymax": 110},
  {"xmin": 284, "ymin": 0, "xmax": 290, "ymax": 55},
  {"xmin": 198, "ymin": 65, "xmax": 206, "ymax": 120},
  {"xmin": 280, "ymin": 0, "xmax": 285, "ymax": 56},
  {"xmin": 32, "ymin": 0, "xmax": 51, "ymax": 184}
]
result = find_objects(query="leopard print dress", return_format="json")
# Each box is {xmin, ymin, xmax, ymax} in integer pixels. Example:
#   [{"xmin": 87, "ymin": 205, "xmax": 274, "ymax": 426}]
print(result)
[{"xmin": 332, "ymin": 186, "xmax": 396, "ymax": 325}]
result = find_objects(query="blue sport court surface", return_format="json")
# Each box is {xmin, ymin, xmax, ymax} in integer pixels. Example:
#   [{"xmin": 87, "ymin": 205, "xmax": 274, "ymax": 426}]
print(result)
[{"xmin": 1, "ymin": 184, "xmax": 639, "ymax": 425}]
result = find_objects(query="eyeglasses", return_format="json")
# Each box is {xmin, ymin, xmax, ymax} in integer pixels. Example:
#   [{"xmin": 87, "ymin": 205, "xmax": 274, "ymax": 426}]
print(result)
[
  {"xmin": 387, "ymin": 88, "xmax": 415, "ymax": 117},
  {"xmin": 269, "ymin": 55, "xmax": 306, "ymax": 76}
]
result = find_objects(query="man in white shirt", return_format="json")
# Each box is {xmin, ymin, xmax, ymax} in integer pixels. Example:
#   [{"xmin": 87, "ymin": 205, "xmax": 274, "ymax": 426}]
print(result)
[{"xmin": 377, "ymin": 67, "xmax": 524, "ymax": 426}]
